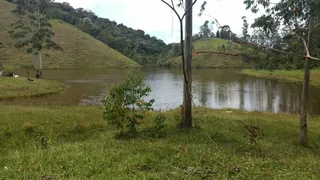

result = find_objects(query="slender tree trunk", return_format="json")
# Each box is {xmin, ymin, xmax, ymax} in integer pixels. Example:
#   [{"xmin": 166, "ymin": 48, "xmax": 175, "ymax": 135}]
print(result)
[
  {"xmin": 299, "ymin": 16, "xmax": 314, "ymax": 146},
  {"xmin": 39, "ymin": 50, "xmax": 42, "ymax": 77},
  {"xmin": 182, "ymin": 0, "xmax": 193, "ymax": 128},
  {"xmin": 300, "ymin": 57, "xmax": 311, "ymax": 145}
]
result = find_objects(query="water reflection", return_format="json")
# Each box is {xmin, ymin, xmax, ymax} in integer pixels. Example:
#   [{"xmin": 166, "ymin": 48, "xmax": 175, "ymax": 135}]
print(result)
[
  {"xmin": 143, "ymin": 69, "xmax": 319, "ymax": 114},
  {"xmin": 2, "ymin": 68, "xmax": 320, "ymax": 115}
]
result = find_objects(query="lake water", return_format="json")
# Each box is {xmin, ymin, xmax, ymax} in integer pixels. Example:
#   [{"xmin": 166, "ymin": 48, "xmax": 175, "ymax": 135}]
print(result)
[{"xmin": 2, "ymin": 68, "xmax": 320, "ymax": 115}]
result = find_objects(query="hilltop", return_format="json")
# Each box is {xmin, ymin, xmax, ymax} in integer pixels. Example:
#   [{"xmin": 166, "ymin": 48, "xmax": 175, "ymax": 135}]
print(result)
[
  {"xmin": 158, "ymin": 38, "xmax": 252, "ymax": 68},
  {"xmin": 0, "ymin": 0, "xmax": 140, "ymax": 69}
]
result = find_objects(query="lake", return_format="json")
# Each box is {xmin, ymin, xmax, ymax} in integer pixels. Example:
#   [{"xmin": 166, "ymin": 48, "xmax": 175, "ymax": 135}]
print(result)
[{"xmin": 2, "ymin": 68, "xmax": 320, "ymax": 115}]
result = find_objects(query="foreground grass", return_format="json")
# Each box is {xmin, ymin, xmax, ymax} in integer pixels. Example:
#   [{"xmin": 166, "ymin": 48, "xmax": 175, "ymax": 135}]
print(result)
[
  {"xmin": 242, "ymin": 69, "xmax": 320, "ymax": 87},
  {"xmin": 0, "ymin": 77, "xmax": 65, "ymax": 100},
  {"xmin": 0, "ymin": 106, "xmax": 320, "ymax": 179}
]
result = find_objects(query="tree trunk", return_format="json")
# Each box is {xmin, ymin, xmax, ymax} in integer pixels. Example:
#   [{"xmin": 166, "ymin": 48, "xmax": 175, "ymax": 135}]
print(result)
[
  {"xmin": 182, "ymin": 0, "xmax": 193, "ymax": 128},
  {"xmin": 299, "ymin": 16, "xmax": 314, "ymax": 146},
  {"xmin": 39, "ymin": 50, "xmax": 42, "ymax": 77},
  {"xmin": 300, "ymin": 57, "xmax": 311, "ymax": 146}
]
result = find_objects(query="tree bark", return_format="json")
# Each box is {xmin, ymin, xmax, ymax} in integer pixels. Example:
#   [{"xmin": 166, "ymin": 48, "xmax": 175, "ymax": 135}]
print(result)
[
  {"xmin": 39, "ymin": 50, "xmax": 42, "ymax": 77},
  {"xmin": 182, "ymin": 0, "xmax": 193, "ymax": 128},
  {"xmin": 299, "ymin": 16, "xmax": 314, "ymax": 146}
]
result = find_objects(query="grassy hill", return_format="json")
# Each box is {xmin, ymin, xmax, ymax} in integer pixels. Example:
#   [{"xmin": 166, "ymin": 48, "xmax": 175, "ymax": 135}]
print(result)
[
  {"xmin": 159, "ymin": 38, "xmax": 252, "ymax": 68},
  {"xmin": 0, "ymin": 0, "xmax": 140, "ymax": 69}
]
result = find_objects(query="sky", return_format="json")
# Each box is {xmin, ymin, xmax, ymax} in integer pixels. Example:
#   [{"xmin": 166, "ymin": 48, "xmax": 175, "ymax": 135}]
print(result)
[{"xmin": 55, "ymin": 0, "xmax": 264, "ymax": 44}]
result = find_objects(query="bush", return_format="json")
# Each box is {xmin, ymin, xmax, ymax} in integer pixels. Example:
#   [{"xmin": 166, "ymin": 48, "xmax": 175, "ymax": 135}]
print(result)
[
  {"xmin": 150, "ymin": 112, "xmax": 167, "ymax": 138},
  {"xmin": 103, "ymin": 74, "xmax": 154, "ymax": 134},
  {"xmin": 22, "ymin": 122, "xmax": 36, "ymax": 135},
  {"xmin": 154, "ymin": 113, "xmax": 166, "ymax": 130}
]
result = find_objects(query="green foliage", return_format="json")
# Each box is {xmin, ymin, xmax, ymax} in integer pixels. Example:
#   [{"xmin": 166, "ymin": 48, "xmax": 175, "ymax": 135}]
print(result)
[
  {"xmin": 153, "ymin": 113, "xmax": 166, "ymax": 130},
  {"xmin": 243, "ymin": 0, "xmax": 320, "ymax": 70},
  {"xmin": 103, "ymin": 74, "xmax": 154, "ymax": 134},
  {"xmin": 0, "ymin": 1, "xmax": 139, "ymax": 69},
  {"xmin": 22, "ymin": 122, "xmax": 37, "ymax": 135},
  {"xmin": 9, "ymin": 0, "xmax": 62, "ymax": 54},
  {"xmin": 7, "ymin": 0, "xmax": 166, "ymax": 65},
  {"xmin": 199, "ymin": 20, "xmax": 215, "ymax": 38}
]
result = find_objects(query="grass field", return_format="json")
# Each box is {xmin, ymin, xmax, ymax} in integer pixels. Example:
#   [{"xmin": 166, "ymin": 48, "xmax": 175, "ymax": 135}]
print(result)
[
  {"xmin": 0, "ymin": 0, "xmax": 140, "ymax": 69},
  {"xmin": 166, "ymin": 54, "xmax": 251, "ymax": 68},
  {"xmin": 193, "ymin": 38, "xmax": 242, "ymax": 54},
  {"xmin": 0, "ymin": 77, "xmax": 65, "ymax": 100},
  {"xmin": 161, "ymin": 38, "xmax": 250, "ymax": 68},
  {"xmin": 242, "ymin": 69, "xmax": 320, "ymax": 87},
  {"xmin": 1, "ymin": 106, "xmax": 320, "ymax": 179}
]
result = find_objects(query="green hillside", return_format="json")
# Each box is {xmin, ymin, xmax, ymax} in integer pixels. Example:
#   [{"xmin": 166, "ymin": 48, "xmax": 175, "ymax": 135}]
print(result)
[
  {"xmin": 0, "ymin": 0, "xmax": 140, "ymax": 69},
  {"xmin": 159, "ymin": 38, "xmax": 252, "ymax": 68}
]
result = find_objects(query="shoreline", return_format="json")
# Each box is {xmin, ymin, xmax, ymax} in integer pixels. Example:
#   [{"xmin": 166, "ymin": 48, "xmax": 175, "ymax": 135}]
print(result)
[
  {"xmin": 241, "ymin": 69, "xmax": 320, "ymax": 87},
  {"xmin": 0, "ymin": 77, "xmax": 66, "ymax": 100}
]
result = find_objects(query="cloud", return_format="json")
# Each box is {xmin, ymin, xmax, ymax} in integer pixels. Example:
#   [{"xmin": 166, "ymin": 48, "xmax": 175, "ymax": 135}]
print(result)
[{"xmin": 55, "ymin": 0, "xmax": 263, "ymax": 44}]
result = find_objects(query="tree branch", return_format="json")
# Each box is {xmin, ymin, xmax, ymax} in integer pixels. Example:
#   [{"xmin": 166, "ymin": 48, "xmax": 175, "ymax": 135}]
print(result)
[
  {"xmin": 171, "ymin": 0, "xmax": 175, "ymax": 10},
  {"xmin": 160, "ymin": 0, "xmax": 182, "ymax": 20},
  {"xmin": 180, "ymin": 20, "xmax": 189, "ymax": 84},
  {"xmin": 239, "ymin": 39, "xmax": 320, "ymax": 61},
  {"xmin": 182, "ymin": 0, "xmax": 198, "ymax": 19}
]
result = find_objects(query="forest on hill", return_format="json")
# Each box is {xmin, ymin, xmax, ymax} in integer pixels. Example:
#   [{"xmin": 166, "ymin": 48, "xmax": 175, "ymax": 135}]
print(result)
[
  {"xmin": 159, "ymin": 14, "xmax": 320, "ymax": 70},
  {"xmin": 3, "ymin": 0, "xmax": 320, "ymax": 70},
  {"xmin": 0, "ymin": 0, "xmax": 140, "ymax": 69},
  {"xmin": 6, "ymin": 0, "xmax": 166, "ymax": 65}
]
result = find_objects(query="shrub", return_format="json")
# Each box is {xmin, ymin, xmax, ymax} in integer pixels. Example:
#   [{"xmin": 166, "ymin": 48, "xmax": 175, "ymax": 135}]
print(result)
[
  {"xmin": 154, "ymin": 113, "xmax": 166, "ymax": 130},
  {"xmin": 22, "ymin": 122, "xmax": 36, "ymax": 135},
  {"xmin": 103, "ymin": 74, "xmax": 154, "ymax": 134}
]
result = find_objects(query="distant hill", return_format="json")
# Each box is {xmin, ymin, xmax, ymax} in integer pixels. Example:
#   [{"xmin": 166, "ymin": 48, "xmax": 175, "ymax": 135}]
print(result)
[
  {"xmin": 0, "ymin": 0, "xmax": 140, "ymax": 69},
  {"xmin": 158, "ymin": 38, "xmax": 252, "ymax": 68},
  {"xmin": 40, "ymin": 0, "xmax": 166, "ymax": 65}
]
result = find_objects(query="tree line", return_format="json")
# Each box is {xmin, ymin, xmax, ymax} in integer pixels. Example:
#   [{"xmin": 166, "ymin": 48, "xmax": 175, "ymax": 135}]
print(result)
[{"xmin": 7, "ymin": 0, "xmax": 167, "ymax": 65}]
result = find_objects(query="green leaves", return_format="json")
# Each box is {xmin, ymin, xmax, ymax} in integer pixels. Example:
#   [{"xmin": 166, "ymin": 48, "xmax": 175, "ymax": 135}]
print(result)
[
  {"xmin": 103, "ymin": 74, "xmax": 155, "ymax": 134},
  {"xmin": 9, "ymin": 0, "xmax": 61, "ymax": 53}
]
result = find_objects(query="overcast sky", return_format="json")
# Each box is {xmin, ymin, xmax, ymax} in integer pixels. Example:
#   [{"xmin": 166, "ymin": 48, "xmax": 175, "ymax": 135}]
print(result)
[{"xmin": 55, "ymin": 0, "xmax": 264, "ymax": 44}]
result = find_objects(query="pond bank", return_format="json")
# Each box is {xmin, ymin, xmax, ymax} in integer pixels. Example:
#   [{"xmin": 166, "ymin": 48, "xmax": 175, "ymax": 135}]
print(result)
[
  {"xmin": 0, "ymin": 77, "xmax": 65, "ymax": 100},
  {"xmin": 1, "ymin": 106, "xmax": 320, "ymax": 179},
  {"xmin": 241, "ymin": 69, "xmax": 320, "ymax": 87}
]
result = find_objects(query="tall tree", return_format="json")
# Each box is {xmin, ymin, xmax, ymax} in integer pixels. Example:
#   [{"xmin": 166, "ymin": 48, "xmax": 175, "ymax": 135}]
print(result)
[
  {"xmin": 9, "ymin": 0, "xmax": 61, "ymax": 78},
  {"xmin": 184, "ymin": 0, "xmax": 193, "ymax": 128},
  {"xmin": 200, "ymin": 20, "xmax": 214, "ymax": 38},
  {"xmin": 242, "ymin": 16, "xmax": 250, "ymax": 41},
  {"xmin": 160, "ymin": 0, "xmax": 206, "ymax": 128},
  {"xmin": 244, "ymin": 0, "xmax": 320, "ymax": 146},
  {"xmin": 219, "ymin": 25, "xmax": 232, "ymax": 40}
]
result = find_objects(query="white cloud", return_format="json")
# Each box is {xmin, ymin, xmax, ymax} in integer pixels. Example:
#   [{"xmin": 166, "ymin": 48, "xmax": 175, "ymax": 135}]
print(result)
[{"xmin": 55, "ymin": 0, "xmax": 264, "ymax": 44}]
